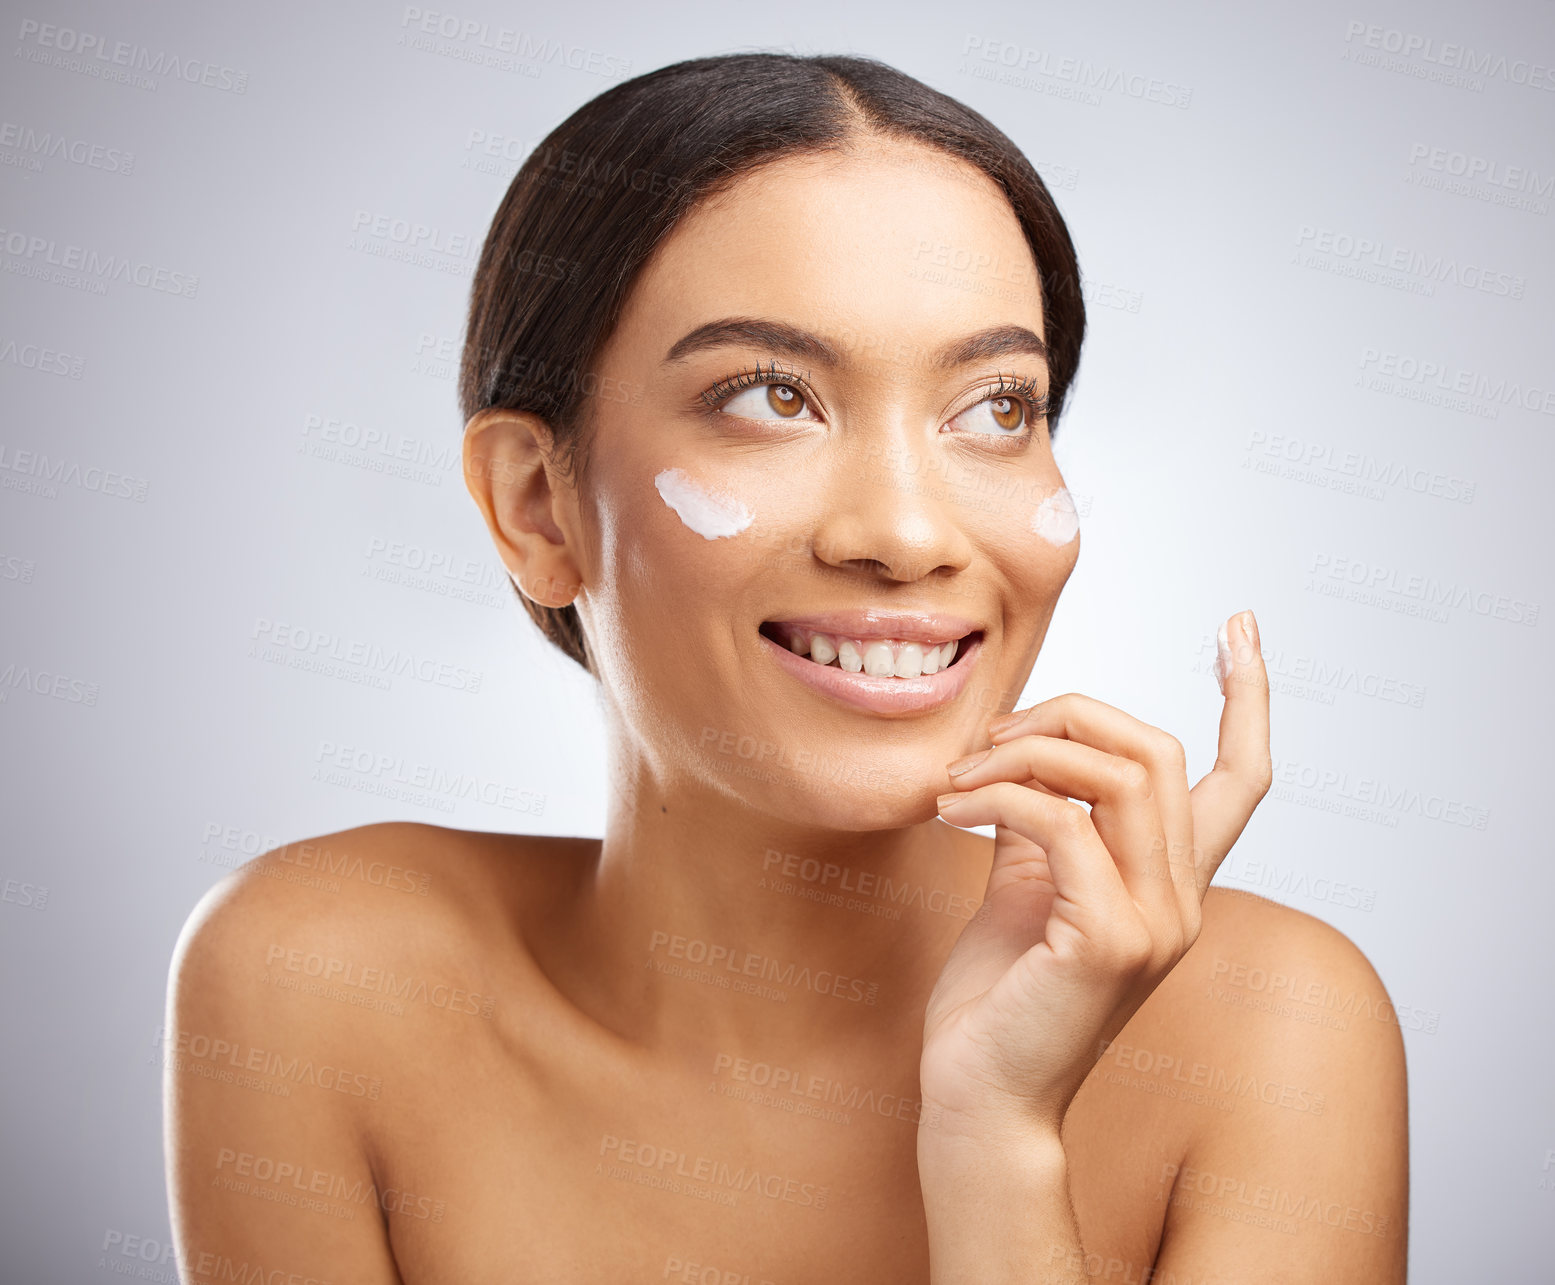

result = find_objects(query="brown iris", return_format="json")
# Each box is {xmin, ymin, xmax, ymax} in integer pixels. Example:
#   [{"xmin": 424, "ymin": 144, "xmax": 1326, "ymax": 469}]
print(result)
[
  {"xmin": 989, "ymin": 395, "xmax": 1023, "ymax": 431},
  {"xmin": 767, "ymin": 384, "xmax": 806, "ymax": 417}
]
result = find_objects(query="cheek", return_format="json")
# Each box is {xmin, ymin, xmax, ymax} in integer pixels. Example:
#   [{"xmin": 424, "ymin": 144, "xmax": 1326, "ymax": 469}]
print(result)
[
  {"xmin": 652, "ymin": 467, "xmax": 754, "ymax": 539},
  {"xmin": 961, "ymin": 478, "xmax": 1080, "ymax": 555},
  {"xmin": 1030, "ymin": 485, "xmax": 1080, "ymax": 548},
  {"xmin": 961, "ymin": 480, "xmax": 1081, "ymax": 606}
]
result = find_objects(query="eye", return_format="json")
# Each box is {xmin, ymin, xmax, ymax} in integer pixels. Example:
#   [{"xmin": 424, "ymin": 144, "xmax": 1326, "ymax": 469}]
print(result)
[
  {"xmin": 951, "ymin": 394, "xmax": 1028, "ymax": 436},
  {"xmin": 720, "ymin": 381, "xmax": 818, "ymax": 421},
  {"xmin": 946, "ymin": 383, "xmax": 1050, "ymax": 438}
]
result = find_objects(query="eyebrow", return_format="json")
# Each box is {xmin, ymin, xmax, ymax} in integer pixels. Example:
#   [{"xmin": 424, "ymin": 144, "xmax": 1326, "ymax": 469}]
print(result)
[{"xmin": 663, "ymin": 317, "xmax": 1048, "ymax": 371}]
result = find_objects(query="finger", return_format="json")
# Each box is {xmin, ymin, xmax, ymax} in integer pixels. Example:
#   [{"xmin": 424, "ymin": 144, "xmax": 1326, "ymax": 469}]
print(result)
[
  {"xmin": 945, "ymin": 736, "xmax": 1176, "ymax": 929},
  {"xmin": 1189, "ymin": 609, "xmax": 1273, "ymax": 892},
  {"xmin": 985, "ymin": 692, "xmax": 1197, "ymax": 907},
  {"xmin": 937, "ymin": 781, "xmax": 1139, "ymax": 948}
]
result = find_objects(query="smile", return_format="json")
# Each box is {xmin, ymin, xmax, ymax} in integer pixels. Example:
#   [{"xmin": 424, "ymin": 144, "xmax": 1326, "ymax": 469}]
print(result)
[
  {"xmin": 757, "ymin": 615, "xmax": 985, "ymax": 715},
  {"xmin": 760, "ymin": 621, "xmax": 977, "ymax": 678}
]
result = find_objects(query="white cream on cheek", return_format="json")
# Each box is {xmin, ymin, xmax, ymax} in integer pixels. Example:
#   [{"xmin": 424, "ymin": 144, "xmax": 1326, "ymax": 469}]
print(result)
[
  {"xmin": 1031, "ymin": 487, "xmax": 1080, "ymax": 546},
  {"xmin": 653, "ymin": 467, "xmax": 754, "ymax": 539}
]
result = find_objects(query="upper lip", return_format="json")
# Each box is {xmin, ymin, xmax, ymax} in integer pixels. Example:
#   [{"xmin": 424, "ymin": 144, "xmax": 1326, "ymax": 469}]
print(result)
[{"xmin": 761, "ymin": 610, "xmax": 984, "ymax": 645}]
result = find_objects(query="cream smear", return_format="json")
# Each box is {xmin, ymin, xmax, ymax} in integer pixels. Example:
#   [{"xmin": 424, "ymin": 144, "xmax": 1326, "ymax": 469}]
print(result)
[
  {"xmin": 1032, "ymin": 487, "xmax": 1080, "ymax": 546},
  {"xmin": 653, "ymin": 467, "xmax": 753, "ymax": 539}
]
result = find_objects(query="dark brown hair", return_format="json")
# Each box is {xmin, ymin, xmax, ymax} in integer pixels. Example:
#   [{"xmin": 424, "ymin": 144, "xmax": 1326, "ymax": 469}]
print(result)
[{"xmin": 459, "ymin": 51, "xmax": 1087, "ymax": 676}]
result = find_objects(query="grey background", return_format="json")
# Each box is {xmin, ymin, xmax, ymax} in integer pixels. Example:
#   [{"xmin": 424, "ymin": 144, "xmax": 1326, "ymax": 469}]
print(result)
[{"xmin": 2, "ymin": 0, "xmax": 1552, "ymax": 1279}]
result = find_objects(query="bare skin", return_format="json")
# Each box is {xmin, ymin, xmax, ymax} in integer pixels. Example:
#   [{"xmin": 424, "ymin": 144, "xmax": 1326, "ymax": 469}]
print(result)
[{"xmin": 165, "ymin": 135, "xmax": 1407, "ymax": 1283}]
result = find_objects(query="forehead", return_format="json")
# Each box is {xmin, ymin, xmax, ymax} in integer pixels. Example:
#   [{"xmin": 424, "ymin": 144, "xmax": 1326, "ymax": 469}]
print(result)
[{"xmin": 615, "ymin": 137, "xmax": 1047, "ymax": 377}]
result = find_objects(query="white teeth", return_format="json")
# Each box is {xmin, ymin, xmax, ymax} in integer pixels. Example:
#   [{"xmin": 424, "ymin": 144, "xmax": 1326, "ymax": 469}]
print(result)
[
  {"xmin": 862, "ymin": 641, "xmax": 895, "ymax": 677},
  {"xmin": 771, "ymin": 627, "xmax": 970, "ymax": 678}
]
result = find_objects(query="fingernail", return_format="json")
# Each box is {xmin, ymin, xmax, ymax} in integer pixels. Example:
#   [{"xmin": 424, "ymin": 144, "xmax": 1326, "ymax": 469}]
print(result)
[
  {"xmin": 1240, "ymin": 609, "xmax": 1259, "ymax": 652},
  {"xmin": 946, "ymin": 749, "xmax": 990, "ymax": 777},
  {"xmin": 936, "ymin": 793, "xmax": 966, "ymax": 810},
  {"xmin": 986, "ymin": 712, "xmax": 1021, "ymax": 736},
  {"xmin": 1212, "ymin": 619, "xmax": 1231, "ymax": 692}
]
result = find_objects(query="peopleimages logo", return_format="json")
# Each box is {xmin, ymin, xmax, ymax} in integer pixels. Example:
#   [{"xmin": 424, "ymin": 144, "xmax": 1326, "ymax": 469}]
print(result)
[
  {"xmin": 152, "ymin": 1026, "xmax": 383, "ymax": 1099},
  {"xmin": 960, "ymin": 34, "xmax": 1194, "ymax": 107},
  {"xmin": 712, "ymin": 1052, "xmax": 942, "ymax": 1127},
  {"xmin": 599, "ymin": 1134, "xmax": 829, "ymax": 1209},
  {"xmin": 648, "ymin": 930, "xmax": 880, "ymax": 1005},
  {"xmin": 0, "ymin": 122, "xmax": 135, "ymax": 174},
  {"xmin": 396, "ymin": 7, "xmax": 633, "ymax": 79},
  {"xmin": 14, "ymin": 18, "xmax": 250, "ymax": 93},
  {"xmin": 249, "ymin": 617, "xmax": 484, "ymax": 693},
  {"xmin": 263, "ymin": 944, "xmax": 496, "ymax": 1018},
  {"xmin": 0, "ymin": 225, "xmax": 198, "ymax": 297},
  {"xmin": 1359, "ymin": 348, "xmax": 1555, "ymax": 417},
  {"xmin": 214, "ymin": 1147, "xmax": 445, "ymax": 1221},
  {"xmin": 1343, "ymin": 20, "xmax": 1555, "ymax": 92},
  {"xmin": 1307, "ymin": 552, "xmax": 1539, "ymax": 627},
  {"xmin": 760, "ymin": 847, "xmax": 977, "ymax": 920},
  {"xmin": 1407, "ymin": 143, "xmax": 1553, "ymax": 199},
  {"xmin": 0, "ymin": 443, "xmax": 149, "ymax": 502},
  {"xmin": 310, "ymin": 739, "xmax": 546, "ymax": 816},
  {"xmin": 1270, "ymin": 755, "xmax": 1490, "ymax": 830},
  {"xmin": 1294, "ymin": 225, "xmax": 1525, "ymax": 298}
]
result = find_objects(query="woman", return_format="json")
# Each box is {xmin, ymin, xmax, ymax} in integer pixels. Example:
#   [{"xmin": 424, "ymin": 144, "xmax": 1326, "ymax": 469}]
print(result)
[{"xmin": 165, "ymin": 52, "xmax": 1407, "ymax": 1283}]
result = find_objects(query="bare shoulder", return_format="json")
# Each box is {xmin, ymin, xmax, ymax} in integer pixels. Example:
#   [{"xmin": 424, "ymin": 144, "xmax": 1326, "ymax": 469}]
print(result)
[
  {"xmin": 1185, "ymin": 886, "xmax": 1406, "ymax": 1048},
  {"xmin": 163, "ymin": 824, "xmax": 576, "ymax": 1278},
  {"xmin": 1141, "ymin": 886, "xmax": 1410, "ymax": 1281},
  {"xmin": 173, "ymin": 821, "xmax": 581, "ymax": 986},
  {"xmin": 1148, "ymin": 884, "xmax": 1409, "ymax": 1113},
  {"xmin": 167, "ymin": 821, "xmax": 592, "ymax": 1080}
]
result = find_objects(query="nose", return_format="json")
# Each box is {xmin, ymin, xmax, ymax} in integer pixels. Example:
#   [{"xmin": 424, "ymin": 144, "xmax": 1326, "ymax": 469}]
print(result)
[{"xmin": 808, "ymin": 433, "xmax": 976, "ymax": 583}]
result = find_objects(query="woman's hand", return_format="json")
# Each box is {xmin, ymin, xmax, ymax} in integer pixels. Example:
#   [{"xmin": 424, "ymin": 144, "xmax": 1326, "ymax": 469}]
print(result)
[{"xmin": 919, "ymin": 609, "xmax": 1271, "ymax": 1144}]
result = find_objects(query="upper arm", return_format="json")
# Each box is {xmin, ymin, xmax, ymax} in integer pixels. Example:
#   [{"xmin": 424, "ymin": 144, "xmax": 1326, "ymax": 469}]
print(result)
[
  {"xmin": 1150, "ymin": 892, "xmax": 1409, "ymax": 1284},
  {"xmin": 164, "ymin": 834, "xmax": 408, "ymax": 1285}
]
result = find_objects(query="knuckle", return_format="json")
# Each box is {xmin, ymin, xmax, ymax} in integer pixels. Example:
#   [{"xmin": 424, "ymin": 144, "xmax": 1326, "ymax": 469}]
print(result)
[
  {"xmin": 1114, "ymin": 759, "xmax": 1153, "ymax": 796},
  {"xmin": 990, "ymin": 781, "xmax": 1027, "ymax": 806},
  {"xmin": 1052, "ymin": 799, "xmax": 1092, "ymax": 839},
  {"xmin": 1157, "ymin": 733, "xmax": 1187, "ymax": 772},
  {"xmin": 1043, "ymin": 692, "xmax": 1079, "ymax": 722},
  {"xmin": 1181, "ymin": 903, "xmax": 1204, "ymax": 948},
  {"xmin": 1111, "ymin": 921, "xmax": 1155, "ymax": 970}
]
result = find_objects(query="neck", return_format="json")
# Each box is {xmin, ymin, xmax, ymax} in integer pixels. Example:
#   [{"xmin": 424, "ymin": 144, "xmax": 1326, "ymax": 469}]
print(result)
[{"xmin": 557, "ymin": 723, "xmax": 994, "ymax": 1069}]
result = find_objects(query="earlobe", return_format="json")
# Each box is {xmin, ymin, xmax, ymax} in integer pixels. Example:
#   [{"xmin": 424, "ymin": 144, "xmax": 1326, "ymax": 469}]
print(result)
[{"xmin": 514, "ymin": 568, "xmax": 581, "ymax": 609}]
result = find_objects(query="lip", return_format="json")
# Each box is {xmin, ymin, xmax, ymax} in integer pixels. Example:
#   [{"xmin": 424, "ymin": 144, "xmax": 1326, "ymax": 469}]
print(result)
[
  {"xmin": 758, "ymin": 627, "xmax": 985, "ymax": 715},
  {"xmin": 761, "ymin": 610, "xmax": 982, "ymax": 646}
]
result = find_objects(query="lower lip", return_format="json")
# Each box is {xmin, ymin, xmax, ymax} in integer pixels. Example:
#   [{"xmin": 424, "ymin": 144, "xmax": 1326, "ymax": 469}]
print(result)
[{"xmin": 757, "ymin": 630, "xmax": 984, "ymax": 715}]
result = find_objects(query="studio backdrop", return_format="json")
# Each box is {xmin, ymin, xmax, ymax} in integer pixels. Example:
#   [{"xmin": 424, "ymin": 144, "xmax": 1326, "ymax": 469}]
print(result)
[{"xmin": 1, "ymin": 0, "xmax": 1551, "ymax": 1280}]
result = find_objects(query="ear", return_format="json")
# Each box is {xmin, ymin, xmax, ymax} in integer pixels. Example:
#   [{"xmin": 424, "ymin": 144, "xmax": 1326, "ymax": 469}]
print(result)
[{"xmin": 462, "ymin": 409, "xmax": 585, "ymax": 608}]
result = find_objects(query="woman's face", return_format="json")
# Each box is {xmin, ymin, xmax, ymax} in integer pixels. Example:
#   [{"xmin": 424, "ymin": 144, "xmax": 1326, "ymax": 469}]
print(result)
[{"xmin": 568, "ymin": 136, "xmax": 1080, "ymax": 829}]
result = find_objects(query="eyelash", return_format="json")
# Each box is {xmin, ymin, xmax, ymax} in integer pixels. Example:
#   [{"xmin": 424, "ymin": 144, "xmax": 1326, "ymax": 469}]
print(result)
[{"xmin": 700, "ymin": 363, "xmax": 1051, "ymax": 435}]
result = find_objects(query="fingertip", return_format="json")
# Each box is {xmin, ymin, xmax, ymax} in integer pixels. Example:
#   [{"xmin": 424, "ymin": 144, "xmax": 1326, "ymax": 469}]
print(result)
[
  {"xmin": 1232, "ymin": 610, "xmax": 1266, "ymax": 688},
  {"xmin": 1214, "ymin": 610, "xmax": 1264, "ymax": 687},
  {"xmin": 1212, "ymin": 618, "xmax": 1231, "ymax": 693},
  {"xmin": 985, "ymin": 711, "xmax": 1022, "ymax": 738},
  {"xmin": 1237, "ymin": 609, "xmax": 1259, "ymax": 656}
]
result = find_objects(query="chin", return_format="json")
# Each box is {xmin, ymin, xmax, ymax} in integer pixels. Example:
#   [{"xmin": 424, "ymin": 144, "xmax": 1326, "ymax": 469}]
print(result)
[{"xmin": 697, "ymin": 742, "xmax": 950, "ymax": 833}]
